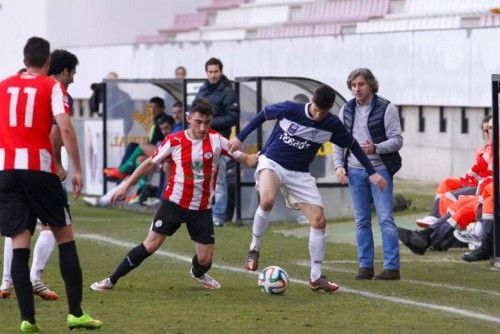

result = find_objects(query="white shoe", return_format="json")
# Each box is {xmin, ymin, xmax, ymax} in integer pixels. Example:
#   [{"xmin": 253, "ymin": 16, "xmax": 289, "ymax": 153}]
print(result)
[
  {"xmin": 143, "ymin": 197, "xmax": 161, "ymax": 207},
  {"xmin": 213, "ymin": 217, "xmax": 224, "ymax": 227},
  {"xmin": 190, "ymin": 269, "xmax": 221, "ymax": 289},
  {"xmin": 0, "ymin": 277, "xmax": 13, "ymax": 299},
  {"xmin": 453, "ymin": 229, "xmax": 482, "ymax": 247},
  {"xmin": 32, "ymin": 280, "xmax": 59, "ymax": 300},
  {"xmin": 415, "ymin": 216, "xmax": 439, "ymax": 228},
  {"xmin": 83, "ymin": 196, "xmax": 99, "ymax": 207},
  {"xmin": 90, "ymin": 278, "xmax": 114, "ymax": 291}
]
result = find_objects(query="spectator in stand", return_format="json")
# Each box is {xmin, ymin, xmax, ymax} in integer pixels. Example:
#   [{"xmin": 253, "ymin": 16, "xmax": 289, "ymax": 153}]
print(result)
[
  {"xmin": 415, "ymin": 115, "xmax": 493, "ymax": 228},
  {"xmin": 103, "ymin": 97, "xmax": 170, "ymax": 180},
  {"xmin": 88, "ymin": 72, "xmax": 134, "ymax": 134},
  {"xmin": 175, "ymin": 66, "xmax": 187, "ymax": 79},
  {"xmin": 172, "ymin": 101, "xmax": 184, "ymax": 133},
  {"xmin": 195, "ymin": 58, "xmax": 239, "ymax": 227}
]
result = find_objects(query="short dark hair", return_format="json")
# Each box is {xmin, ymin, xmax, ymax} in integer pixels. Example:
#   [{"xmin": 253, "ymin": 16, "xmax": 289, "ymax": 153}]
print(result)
[
  {"xmin": 48, "ymin": 49, "xmax": 79, "ymax": 76},
  {"xmin": 190, "ymin": 98, "xmax": 213, "ymax": 116},
  {"xmin": 205, "ymin": 57, "xmax": 223, "ymax": 72},
  {"xmin": 312, "ymin": 85, "xmax": 336, "ymax": 110},
  {"xmin": 175, "ymin": 66, "xmax": 186, "ymax": 74},
  {"xmin": 347, "ymin": 68, "xmax": 379, "ymax": 93},
  {"xmin": 293, "ymin": 93, "xmax": 310, "ymax": 104},
  {"xmin": 482, "ymin": 114, "xmax": 492, "ymax": 125},
  {"xmin": 23, "ymin": 37, "xmax": 50, "ymax": 68},
  {"xmin": 157, "ymin": 114, "xmax": 175, "ymax": 127},
  {"xmin": 172, "ymin": 101, "xmax": 183, "ymax": 108},
  {"xmin": 149, "ymin": 97, "xmax": 165, "ymax": 109}
]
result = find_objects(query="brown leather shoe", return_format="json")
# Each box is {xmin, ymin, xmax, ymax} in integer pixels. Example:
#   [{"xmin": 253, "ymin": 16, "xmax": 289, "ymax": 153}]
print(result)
[
  {"xmin": 374, "ymin": 269, "xmax": 400, "ymax": 280},
  {"xmin": 355, "ymin": 267, "xmax": 374, "ymax": 280}
]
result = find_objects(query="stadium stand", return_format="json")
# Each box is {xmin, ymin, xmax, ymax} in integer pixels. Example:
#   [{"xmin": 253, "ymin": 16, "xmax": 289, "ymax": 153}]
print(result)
[
  {"xmin": 206, "ymin": 5, "xmax": 290, "ymax": 29},
  {"xmin": 254, "ymin": 23, "xmax": 342, "ymax": 39},
  {"xmin": 243, "ymin": 0, "xmax": 315, "ymax": 7},
  {"xmin": 356, "ymin": 16, "xmax": 462, "ymax": 33},
  {"xmin": 292, "ymin": 0, "xmax": 389, "ymax": 24},
  {"xmin": 198, "ymin": 0, "xmax": 246, "ymax": 12},
  {"xmin": 480, "ymin": 13, "xmax": 500, "ymax": 26},
  {"xmin": 135, "ymin": 0, "xmax": 500, "ymax": 43},
  {"xmin": 159, "ymin": 13, "xmax": 208, "ymax": 37}
]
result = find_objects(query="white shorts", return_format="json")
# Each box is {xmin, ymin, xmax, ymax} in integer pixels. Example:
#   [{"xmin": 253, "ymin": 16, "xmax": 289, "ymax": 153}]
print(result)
[{"xmin": 255, "ymin": 155, "xmax": 323, "ymax": 208}]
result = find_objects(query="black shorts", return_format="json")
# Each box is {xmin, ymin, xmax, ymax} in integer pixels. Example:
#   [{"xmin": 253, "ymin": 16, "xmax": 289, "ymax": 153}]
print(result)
[
  {"xmin": 151, "ymin": 200, "xmax": 214, "ymax": 245},
  {"xmin": 0, "ymin": 170, "xmax": 71, "ymax": 237}
]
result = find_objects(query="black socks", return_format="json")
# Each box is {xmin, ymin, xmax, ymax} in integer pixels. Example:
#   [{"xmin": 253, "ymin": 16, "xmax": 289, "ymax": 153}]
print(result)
[
  {"xmin": 110, "ymin": 243, "xmax": 151, "ymax": 284},
  {"xmin": 59, "ymin": 241, "xmax": 83, "ymax": 317},
  {"xmin": 191, "ymin": 254, "xmax": 212, "ymax": 278},
  {"xmin": 12, "ymin": 248, "xmax": 35, "ymax": 323}
]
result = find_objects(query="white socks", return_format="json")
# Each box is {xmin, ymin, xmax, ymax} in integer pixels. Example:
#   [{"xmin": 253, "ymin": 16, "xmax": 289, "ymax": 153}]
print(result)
[
  {"xmin": 249, "ymin": 207, "xmax": 271, "ymax": 251},
  {"xmin": 309, "ymin": 228, "xmax": 326, "ymax": 281},
  {"xmin": 99, "ymin": 184, "xmax": 123, "ymax": 205},
  {"xmin": 2, "ymin": 237, "xmax": 12, "ymax": 280},
  {"xmin": 30, "ymin": 230, "xmax": 56, "ymax": 282}
]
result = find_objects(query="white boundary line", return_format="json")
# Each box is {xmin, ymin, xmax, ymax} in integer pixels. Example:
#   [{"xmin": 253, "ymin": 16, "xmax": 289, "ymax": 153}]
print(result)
[{"xmin": 78, "ymin": 233, "xmax": 500, "ymax": 325}]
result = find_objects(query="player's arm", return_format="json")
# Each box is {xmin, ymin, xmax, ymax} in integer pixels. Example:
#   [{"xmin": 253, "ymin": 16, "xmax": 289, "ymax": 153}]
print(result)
[
  {"xmin": 50, "ymin": 125, "xmax": 67, "ymax": 181},
  {"xmin": 111, "ymin": 157, "xmax": 158, "ymax": 203},
  {"xmin": 235, "ymin": 152, "xmax": 259, "ymax": 168},
  {"xmin": 222, "ymin": 135, "xmax": 258, "ymax": 167},
  {"xmin": 113, "ymin": 138, "xmax": 173, "ymax": 202},
  {"xmin": 229, "ymin": 111, "xmax": 267, "ymax": 152},
  {"xmin": 54, "ymin": 113, "xmax": 82, "ymax": 197}
]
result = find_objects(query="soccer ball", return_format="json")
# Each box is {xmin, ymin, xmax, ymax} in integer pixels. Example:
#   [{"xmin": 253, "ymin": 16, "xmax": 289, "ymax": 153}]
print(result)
[{"xmin": 258, "ymin": 266, "xmax": 289, "ymax": 295}]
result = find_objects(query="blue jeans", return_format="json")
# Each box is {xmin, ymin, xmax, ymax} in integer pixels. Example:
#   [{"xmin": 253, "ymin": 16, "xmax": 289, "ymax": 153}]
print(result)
[
  {"xmin": 348, "ymin": 168, "xmax": 400, "ymax": 270},
  {"xmin": 212, "ymin": 158, "xmax": 227, "ymax": 220}
]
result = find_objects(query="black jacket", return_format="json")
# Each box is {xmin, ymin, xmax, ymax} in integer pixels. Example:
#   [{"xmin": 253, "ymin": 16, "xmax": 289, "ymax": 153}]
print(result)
[{"xmin": 196, "ymin": 75, "xmax": 239, "ymax": 138}]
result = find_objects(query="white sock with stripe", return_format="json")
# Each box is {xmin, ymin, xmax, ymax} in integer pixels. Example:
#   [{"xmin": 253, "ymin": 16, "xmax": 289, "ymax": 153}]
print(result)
[
  {"xmin": 2, "ymin": 237, "xmax": 12, "ymax": 281},
  {"xmin": 30, "ymin": 230, "xmax": 55, "ymax": 283},
  {"xmin": 249, "ymin": 207, "xmax": 271, "ymax": 251},
  {"xmin": 309, "ymin": 227, "xmax": 326, "ymax": 282}
]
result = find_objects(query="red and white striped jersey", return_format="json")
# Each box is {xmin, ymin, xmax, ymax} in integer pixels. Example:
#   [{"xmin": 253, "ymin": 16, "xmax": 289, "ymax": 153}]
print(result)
[
  {"xmin": 0, "ymin": 73, "xmax": 69, "ymax": 173},
  {"xmin": 151, "ymin": 129, "xmax": 242, "ymax": 210}
]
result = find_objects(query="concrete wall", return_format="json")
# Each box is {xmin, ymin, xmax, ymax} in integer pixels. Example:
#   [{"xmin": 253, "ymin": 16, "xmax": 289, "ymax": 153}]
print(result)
[{"xmin": 398, "ymin": 106, "xmax": 488, "ymax": 182}]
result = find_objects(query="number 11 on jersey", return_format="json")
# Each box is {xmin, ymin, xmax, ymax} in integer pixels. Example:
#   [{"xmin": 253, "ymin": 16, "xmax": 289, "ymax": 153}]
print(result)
[{"xmin": 7, "ymin": 86, "xmax": 37, "ymax": 128}]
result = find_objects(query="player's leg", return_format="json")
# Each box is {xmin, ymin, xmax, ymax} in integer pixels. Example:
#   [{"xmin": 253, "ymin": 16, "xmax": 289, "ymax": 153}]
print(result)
[
  {"xmin": 51, "ymin": 225, "xmax": 102, "ymax": 329},
  {"xmin": 186, "ymin": 207, "xmax": 220, "ymax": 289},
  {"xmin": 11, "ymin": 229, "xmax": 37, "ymax": 326},
  {"xmin": 108, "ymin": 230, "xmax": 165, "ymax": 287},
  {"xmin": 30, "ymin": 224, "xmax": 58, "ymax": 300},
  {"xmin": 0, "ymin": 171, "xmax": 39, "ymax": 327},
  {"xmin": 91, "ymin": 200, "xmax": 177, "ymax": 291},
  {"xmin": 0, "ymin": 236, "xmax": 13, "ymax": 298},
  {"xmin": 191, "ymin": 243, "xmax": 220, "ymax": 289},
  {"xmin": 25, "ymin": 171, "xmax": 101, "ymax": 329},
  {"xmin": 246, "ymin": 167, "xmax": 281, "ymax": 271},
  {"xmin": 297, "ymin": 203, "xmax": 338, "ymax": 293}
]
